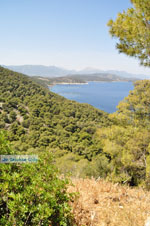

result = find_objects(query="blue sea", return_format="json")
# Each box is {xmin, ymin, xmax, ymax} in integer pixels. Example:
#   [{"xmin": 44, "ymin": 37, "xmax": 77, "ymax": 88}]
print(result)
[{"xmin": 49, "ymin": 81, "xmax": 134, "ymax": 113}]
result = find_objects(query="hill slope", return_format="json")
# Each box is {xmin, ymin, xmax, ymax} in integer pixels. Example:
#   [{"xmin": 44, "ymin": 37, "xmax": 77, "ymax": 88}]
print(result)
[{"xmin": 0, "ymin": 66, "xmax": 110, "ymax": 160}]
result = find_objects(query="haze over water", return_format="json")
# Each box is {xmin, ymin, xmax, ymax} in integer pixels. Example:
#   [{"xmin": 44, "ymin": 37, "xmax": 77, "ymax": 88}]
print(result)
[{"xmin": 50, "ymin": 81, "xmax": 134, "ymax": 113}]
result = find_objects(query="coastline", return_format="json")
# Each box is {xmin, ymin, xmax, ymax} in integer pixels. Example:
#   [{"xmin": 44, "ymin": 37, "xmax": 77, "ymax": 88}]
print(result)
[
  {"xmin": 48, "ymin": 82, "xmax": 88, "ymax": 87},
  {"xmin": 48, "ymin": 80, "xmax": 133, "ymax": 88}
]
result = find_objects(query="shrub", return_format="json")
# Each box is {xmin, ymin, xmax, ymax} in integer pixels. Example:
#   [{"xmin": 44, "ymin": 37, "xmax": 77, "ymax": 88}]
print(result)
[{"xmin": 0, "ymin": 131, "xmax": 74, "ymax": 226}]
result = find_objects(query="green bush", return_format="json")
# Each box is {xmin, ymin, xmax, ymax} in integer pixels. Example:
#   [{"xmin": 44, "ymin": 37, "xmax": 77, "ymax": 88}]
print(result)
[{"xmin": 0, "ymin": 131, "xmax": 74, "ymax": 226}]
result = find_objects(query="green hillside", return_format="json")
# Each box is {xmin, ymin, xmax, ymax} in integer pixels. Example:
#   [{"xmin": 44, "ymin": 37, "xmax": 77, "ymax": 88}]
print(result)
[
  {"xmin": 1, "ymin": 66, "xmax": 150, "ymax": 187},
  {"xmin": 0, "ymin": 67, "xmax": 110, "ymax": 161}
]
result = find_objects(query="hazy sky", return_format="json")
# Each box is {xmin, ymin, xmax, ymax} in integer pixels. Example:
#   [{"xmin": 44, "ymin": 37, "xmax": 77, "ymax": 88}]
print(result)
[{"xmin": 1, "ymin": 0, "xmax": 150, "ymax": 75}]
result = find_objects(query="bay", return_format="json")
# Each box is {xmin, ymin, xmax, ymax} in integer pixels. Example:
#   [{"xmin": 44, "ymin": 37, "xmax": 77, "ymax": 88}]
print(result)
[{"xmin": 49, "ymin": 81, "xmax": 134, "ymax": 113}]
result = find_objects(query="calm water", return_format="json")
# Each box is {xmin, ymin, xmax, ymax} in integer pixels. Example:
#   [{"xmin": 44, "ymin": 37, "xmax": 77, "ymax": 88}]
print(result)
[{"xmin": 50, "ymin": 82, "xmax": 134, "ymax": 113}]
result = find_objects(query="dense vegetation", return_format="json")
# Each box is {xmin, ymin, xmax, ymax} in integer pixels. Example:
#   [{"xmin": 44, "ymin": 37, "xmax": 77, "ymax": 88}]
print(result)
[
  {"xmin": 1, "ymin": 66, "xmax": 150, "ymax": 188},
  {"xmin": 86, "ymin": 80, "xmax": 150, "ymax": 188},
  {"xmin": 0, "ymin": 66, "xmax": 110, "ymax": 161},
  {"xmin": 0, "ymin": 131, "xmax": 74, "ymax": 226}
]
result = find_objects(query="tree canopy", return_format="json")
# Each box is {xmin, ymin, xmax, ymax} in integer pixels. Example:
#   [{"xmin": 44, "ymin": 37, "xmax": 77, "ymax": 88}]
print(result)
[
  {"xmin": 0, "ymin": 66, "xmax": 110, "ymax": 160},
  {"xmin": 107, "ymin": 0, "xmax": 150, "ymax": 67}
]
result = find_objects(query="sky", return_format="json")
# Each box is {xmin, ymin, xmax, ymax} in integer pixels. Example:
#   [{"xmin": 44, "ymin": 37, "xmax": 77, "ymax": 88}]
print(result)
[{"xmin": 1, "ymin": 0, "xmax": 150, "ymax": 75}]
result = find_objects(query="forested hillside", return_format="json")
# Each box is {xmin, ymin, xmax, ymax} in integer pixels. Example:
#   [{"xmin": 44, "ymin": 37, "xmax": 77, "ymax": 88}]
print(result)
[
  {"xmin": 1, "ymin": 66, "xmax": 150, "ymax": 188},
  {"xmin": 0, "ymin": 66, "xmax": 110, "ymax": 161}
]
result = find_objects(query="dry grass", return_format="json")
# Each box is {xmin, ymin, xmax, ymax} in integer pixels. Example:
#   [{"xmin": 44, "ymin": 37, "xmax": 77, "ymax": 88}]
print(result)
[{"xmin": 68, "ymin": 178, "xmax": 150, "ymax": 226}]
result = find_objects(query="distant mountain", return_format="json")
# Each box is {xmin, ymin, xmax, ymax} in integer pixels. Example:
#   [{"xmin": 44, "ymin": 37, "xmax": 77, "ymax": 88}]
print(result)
[
  {"xmin": 79, "ymin": 68, "xmax": 150, "ymax": 79},
  {"xmin": 2, "ymin": 65, "xmax": 150, "ymax": 79},
  {"xmin": 106, "ymin": 70, "xmax": 150, "ymax": 79},
  {"xmin": 2, "ymin": 65, "xmax": 76, "ymax": 77},
  {"xmin": 64, "ymin": 73, "xmax": 137, "ymax": 82},
  {"xmin": 78, "ymin": 67, "xmax": 103, "ymax": 74}
]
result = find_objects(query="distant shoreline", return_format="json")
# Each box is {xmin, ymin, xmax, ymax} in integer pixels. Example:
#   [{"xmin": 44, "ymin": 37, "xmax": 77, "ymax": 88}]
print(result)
[
  {"xmin": 48, "ymin": 82, "xmax": 88, "ymax": 87},
  {"xmin": 48, "ymin": 80, "xmax": 133, "ymax": 87}
]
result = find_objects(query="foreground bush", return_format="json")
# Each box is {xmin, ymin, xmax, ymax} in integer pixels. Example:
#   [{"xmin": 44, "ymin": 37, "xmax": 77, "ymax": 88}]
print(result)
[{"xmin": 0, "ymin": 131, "xmax": 73, "ymax": 226}]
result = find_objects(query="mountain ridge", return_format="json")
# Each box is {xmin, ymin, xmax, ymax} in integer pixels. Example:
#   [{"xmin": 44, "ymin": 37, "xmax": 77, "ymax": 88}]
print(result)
[{"xmin": 2, "ymin": 64, "xmax": 150, "ymax": 79}]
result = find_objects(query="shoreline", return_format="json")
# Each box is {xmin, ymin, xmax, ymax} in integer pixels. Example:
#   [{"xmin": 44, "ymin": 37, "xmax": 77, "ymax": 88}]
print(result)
[
  {"xmin": 48, "ymin": 82, "xmax": 89, "ymax": 87},
  {"xmin": 48, "ymin": 80, "xmax": 135, "ymax": 88},
  {"xmin": 52, "ymin": 82, "xmax": 88, "ymax": 85},
  {"xmin": 48, "ymin": 80, "xmax": 133, "ymax": 86}
]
